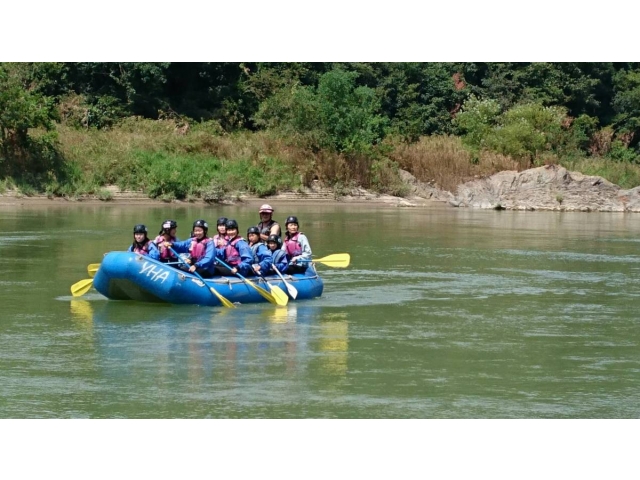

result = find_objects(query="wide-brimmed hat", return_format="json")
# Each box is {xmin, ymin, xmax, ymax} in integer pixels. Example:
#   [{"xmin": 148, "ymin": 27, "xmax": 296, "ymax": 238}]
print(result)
[{"xmin": 259, "ymin": 204, "xmax": 274, "ymax": 213}]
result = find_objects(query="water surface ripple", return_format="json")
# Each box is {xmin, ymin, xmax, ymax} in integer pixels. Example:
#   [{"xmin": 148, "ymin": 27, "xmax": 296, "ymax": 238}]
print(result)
[{"xmin": 1, "ymin": 205, "xmax": 639, "ymax": 418}]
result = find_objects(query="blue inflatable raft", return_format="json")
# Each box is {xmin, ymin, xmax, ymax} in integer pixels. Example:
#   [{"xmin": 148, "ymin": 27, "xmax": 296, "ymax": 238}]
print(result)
[{"xmin": 93, "ymin": 251, "xmax": 323, "ymax": 306}]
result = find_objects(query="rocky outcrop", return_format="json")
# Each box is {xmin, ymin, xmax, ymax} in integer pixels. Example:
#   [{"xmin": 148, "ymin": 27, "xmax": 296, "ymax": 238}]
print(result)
[
  {"xmin": 452, "ymin": 165, "xmax": 640, "ymax": 212},
  {"xmin": 398, "ymin": 169, "xmax": 455, "ymax": 204}
]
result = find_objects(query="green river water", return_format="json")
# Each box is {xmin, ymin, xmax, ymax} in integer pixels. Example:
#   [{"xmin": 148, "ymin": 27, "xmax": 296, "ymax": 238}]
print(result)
[{"xmin": 1, "ymin": 202, "xmax": 639, "ymax": 418}]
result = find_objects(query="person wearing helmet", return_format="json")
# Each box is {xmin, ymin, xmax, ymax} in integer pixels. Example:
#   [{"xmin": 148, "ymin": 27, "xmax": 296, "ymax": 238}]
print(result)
[
  {"xmin": 168, "ymin": 219, "xmax": 215, "ymax": 277},
  {"xmin": 283, "ymin": 216, "xmax": 312, "ymax": 273},
  {"xmin": 128, "ymin": 224, "xmax": 160, "ymax": 259},
  {"xmin": 153, "ymin": 219, "xmax": 179, "ymax": 263},
  {"xmin": 257, "ymin": 204, "xmax": 281, "ymax": 242},
  {"xmin": 266, "ymin": 234, "xmax": 289, "ymax": 273},
  {"xmin": 246, "ymin": 226, "xmax": 273, "ymax": 276},
  {"xmin": 213, "ymin": 217, "xmax": 228, "ymax": 250},
  {"xmin": 214, "ymin": 219, "xmax": 252, "ymax": 276}
]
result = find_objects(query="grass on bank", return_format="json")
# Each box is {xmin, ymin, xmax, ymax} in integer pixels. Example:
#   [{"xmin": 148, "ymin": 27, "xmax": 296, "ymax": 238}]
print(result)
[
  {"xmin": 3, "ymin": 117, "xmax": 640, "ymax": 200},
  {"xmin": 54, "ymin": 118, "xmax": 409, "ymax": 199}
]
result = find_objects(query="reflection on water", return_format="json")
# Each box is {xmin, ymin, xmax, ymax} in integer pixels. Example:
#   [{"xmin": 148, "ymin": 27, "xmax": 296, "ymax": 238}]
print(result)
[
  {"xmin": 265, "ymin": 305, "xmax": 298, "ymax": 324},
  {"xmin": 70, "ymin": 300, "xmax": 94, "ymax": 325},
  {"xmin": 319, "ymin": 318, "xmax": 349, "ymax": 376},
  {"xmin": 61, "ymin": 298, "xmax": 350, "ymax": 411}
]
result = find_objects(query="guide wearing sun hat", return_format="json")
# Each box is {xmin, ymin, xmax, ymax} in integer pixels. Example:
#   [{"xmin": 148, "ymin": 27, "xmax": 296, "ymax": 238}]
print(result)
[{"xmin": 256, "ymin": 203, "xmax": 281, "ymax": 242}]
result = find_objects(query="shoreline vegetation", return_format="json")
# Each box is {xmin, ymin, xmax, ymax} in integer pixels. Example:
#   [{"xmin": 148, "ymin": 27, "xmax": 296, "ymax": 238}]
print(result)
[{"xmin": 4, "ymin": 63, "xmax": 640, "ymax": 209}]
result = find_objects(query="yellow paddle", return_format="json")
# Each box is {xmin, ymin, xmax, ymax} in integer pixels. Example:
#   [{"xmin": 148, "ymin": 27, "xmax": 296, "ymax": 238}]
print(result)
[
  {"xmin": 216, "ymin": 258, "xmax": 287, "ymax": 306},
  {"xmin": 169, "ymin": 247, "xmax": 236, "ymax": 308},
  {"xmin": 71, "ymin": 278, "xmax": 94, "ymax": 297},
  {"xmin": 87, "ymin": 263, "xmax": 100, "ymax": 276},
  {"xmin": 272, "ymin": 264, "xmax": 298, "ymax": 299},
  {"xmin": 257, "ymin": 273, "xmax": 291, "ymax": 305},
  {"xmin": 300, "ymin": 253, "xmax": 350, "ymax": 268}
]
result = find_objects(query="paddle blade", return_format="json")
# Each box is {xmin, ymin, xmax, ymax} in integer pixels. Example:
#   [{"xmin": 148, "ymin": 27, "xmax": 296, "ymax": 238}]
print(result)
[
  {"xmin": 269, "ymin": 285, "xmax": 290, "ymax": 306},
  {"xmin": 273, "ymin": 265, "xmax": 298, "ymax": 299},
  {"xmin": 285, "ymin": 282, "xmax": 298, "ymax": 299},
  {"xmin": 246, "ymin": 278, "xmax": 281, "ymax": 306},
  {"xmin": 87, "ymin": 264, "xmax": 99, "ymax": 276},
  {"xmin": 315, "ymin": 253, "xmax": 350, "ymax": 268},
  {"xmin": 210, "ymin": 287, "xmax": 236, "ymax": 308},
  {"xmin": 71, "ymin": 278, "xmax": 94, "ymax": 297}
]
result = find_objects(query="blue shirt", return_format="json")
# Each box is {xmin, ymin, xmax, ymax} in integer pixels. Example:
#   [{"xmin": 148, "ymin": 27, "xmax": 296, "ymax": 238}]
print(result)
[
  {"xmin": 216, "ymin": 236, "xmax": 253, "ymax": 276},
  {"xmin": 270, "ymin": 249, "xmax": 289, "ymax": 274},
  {"xmin": 171, "ymin": 237, "xmax": 215, "ymax": 271},
  {"xmin": 250, "ymin": 242, "xmax": 273, "ymax": 273}
]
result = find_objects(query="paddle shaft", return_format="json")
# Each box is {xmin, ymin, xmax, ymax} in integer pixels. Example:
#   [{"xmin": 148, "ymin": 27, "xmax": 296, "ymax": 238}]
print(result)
[
  {"xmin": 215, "ymin": 258, "xmax": 285, "ymax": 306},
  {"xmin": 168, "ymin": 247, "xmax": 235, "ymax": 308}
]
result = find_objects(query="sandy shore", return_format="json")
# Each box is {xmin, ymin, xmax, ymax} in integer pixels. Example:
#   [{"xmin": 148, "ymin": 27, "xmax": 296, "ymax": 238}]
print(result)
[{"xmin": 0, "ymin": 188, "xmax": 439, "ymax": 208}]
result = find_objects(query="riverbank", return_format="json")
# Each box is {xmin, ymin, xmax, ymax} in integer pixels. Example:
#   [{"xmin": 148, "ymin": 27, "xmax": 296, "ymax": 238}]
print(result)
[
  {"xmin": 0, "ymin": 174, "xmax": 438, "ymax": 208},
  {"xmin": 6, "ymin": 164, "xmax": 640, "ymax": 212}
]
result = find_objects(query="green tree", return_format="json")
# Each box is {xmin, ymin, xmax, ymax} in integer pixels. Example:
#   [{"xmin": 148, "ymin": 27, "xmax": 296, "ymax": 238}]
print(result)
[
  {"xmin": 612, "ymin": 68, "xmax": 640, "ymax": 138},
  {"xmin": 316, "ymin": 69, "xmax": 387, "ymax": 154},
  {"xmin": 254, "ymin": 68, "xmax": 388, "ymax": 155},
  {"xmin": 0, "ymin": 63, "xmax": 59, "ymax": 165},
  {"xmin": 64, "ymin": 62, "xmax": 170, "ymax": 124},
  {"xmin": 341, "ymin": 62, "xmax": 466, "ymax": 140},
  {"xmin": 485, "ymin": 103, "xmax": 567, "ymax": 163},
  {"xmin": 453, "ymin": 95, "xmax": 501, "ymax": 150}
]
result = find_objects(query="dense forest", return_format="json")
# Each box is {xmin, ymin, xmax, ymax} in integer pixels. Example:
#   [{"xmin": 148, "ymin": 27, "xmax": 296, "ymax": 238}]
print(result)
[{"xmin": 2, "ymin": 62, "xmax": 640, "ymax": 200}]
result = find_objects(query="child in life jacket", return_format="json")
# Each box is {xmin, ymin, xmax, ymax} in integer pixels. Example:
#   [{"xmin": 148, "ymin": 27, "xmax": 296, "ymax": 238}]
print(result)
[
  {"xmin": 214, "ymin": 219, "xmax": 253, "ymax": 276},
  {"xmin": 246, "ymin": 226, "xmax": 273, "ymax": 276},
  {"xmin": 168, "ymin": 219, "xmax": 215, "ymax": 278},
  {"xmin": 282, "ymin": 216, "xmax": 312, "ymax": 274},
  {"xmin": 128, "ymin": 224, "xmax": 160, "ymax": 260},
  {"xmin": 213, "ymin": 217, "xmax": 228, "ymax": 255},
  {"xmin": 266, "ymin": 234, "xmax": 289, "ymax": 274},
  {"xmin": 153, "ymin": 219, "xmax": 179, "ymax": 263}
]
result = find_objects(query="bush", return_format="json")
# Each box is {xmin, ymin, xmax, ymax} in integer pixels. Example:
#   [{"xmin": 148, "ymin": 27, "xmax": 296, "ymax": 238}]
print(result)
[
  {"xmin": 97, "ymin": 189, "xmax": 113, "ymax": 201},
  {"xmin": 254, "ymin": 68, "xmax": 388, "ymax": 155},
  {"xmin": 607, "ymin": 139, "xmax": 640, "ymax": 163},
  {"xmin": 454, "ymin": 96, "xmax": 501, "ymax": 149}
]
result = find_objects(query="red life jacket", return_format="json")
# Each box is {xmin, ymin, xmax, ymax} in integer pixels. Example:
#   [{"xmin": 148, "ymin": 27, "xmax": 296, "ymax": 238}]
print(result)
[
  {"xmin": 285, "ymin": 232, "xmax": 303, "ymax": 257},
  {"xmin": 189, "ymin": 237, "xmax": 210, "ymax": 262},
  {"xmin": 154, "ymin": 234, "xmax": 176, "ymax": 261},
  {"xmin": 132, "ymin": 239, "xmax": 152, "ymax": 255},
  {"xmin": 224, "ymin": 236, "xmax": 244, "ymax": 266},
  {"xmin": 213, "ymin": 234, "xmax": 228, "ymax": 248}
]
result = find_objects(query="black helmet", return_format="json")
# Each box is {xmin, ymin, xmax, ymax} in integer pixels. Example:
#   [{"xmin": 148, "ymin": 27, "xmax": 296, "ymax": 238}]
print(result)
[
  {"xmin": 225, "ymin": 219, "xmax": 238, "ymax": 230},
  {"xmin": 192, "ymin": 219, "xmax": 209, "ymax": 233},
  {"xmin": 247, "ymin": 226, "xmax": 260, "ymax": 236},
  {"xmin": 285, "ymin": 216, "xmax": 299, "ymax": 226},
  {"xmin": 133, "ymin": 224, "xmax": 148, "ymax": 234},
  {"xmin": 267, "ymin": 234, "xmax": 283, "ymax": 248},
  {"xmin": 159, "ymin": 219, "xmax": 177, "ymax": 234},
  {"xmin": 217, "ymin": 217, "xmax": 228, "ymax": 226}
]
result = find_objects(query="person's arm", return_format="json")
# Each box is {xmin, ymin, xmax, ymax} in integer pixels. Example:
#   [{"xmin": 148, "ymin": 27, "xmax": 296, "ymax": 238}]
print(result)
[
  {"xmin": 237, "ymin": 241, "xmax": 254, "ymax": 275},
  {"xmin": 194, "ymin": 241, "xmax": 214, "ymax": 269},
  {"xmin": 272, "ymin": 250, "xmax": 289, "ymax": 273},
  {"xmin": 293, "ymin": 234, "xmax": 312, "ymax": 263},
  {"xmin": 170, "ymin": 238, "xmax": 191, "ymax": 254},
  {"xmin": 147, "ymin": 241, "xmax": 160, "ymax": 260},
  {"xmin": 254, "ymin": 244, "xmax": 273, "ymax": 273}
]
